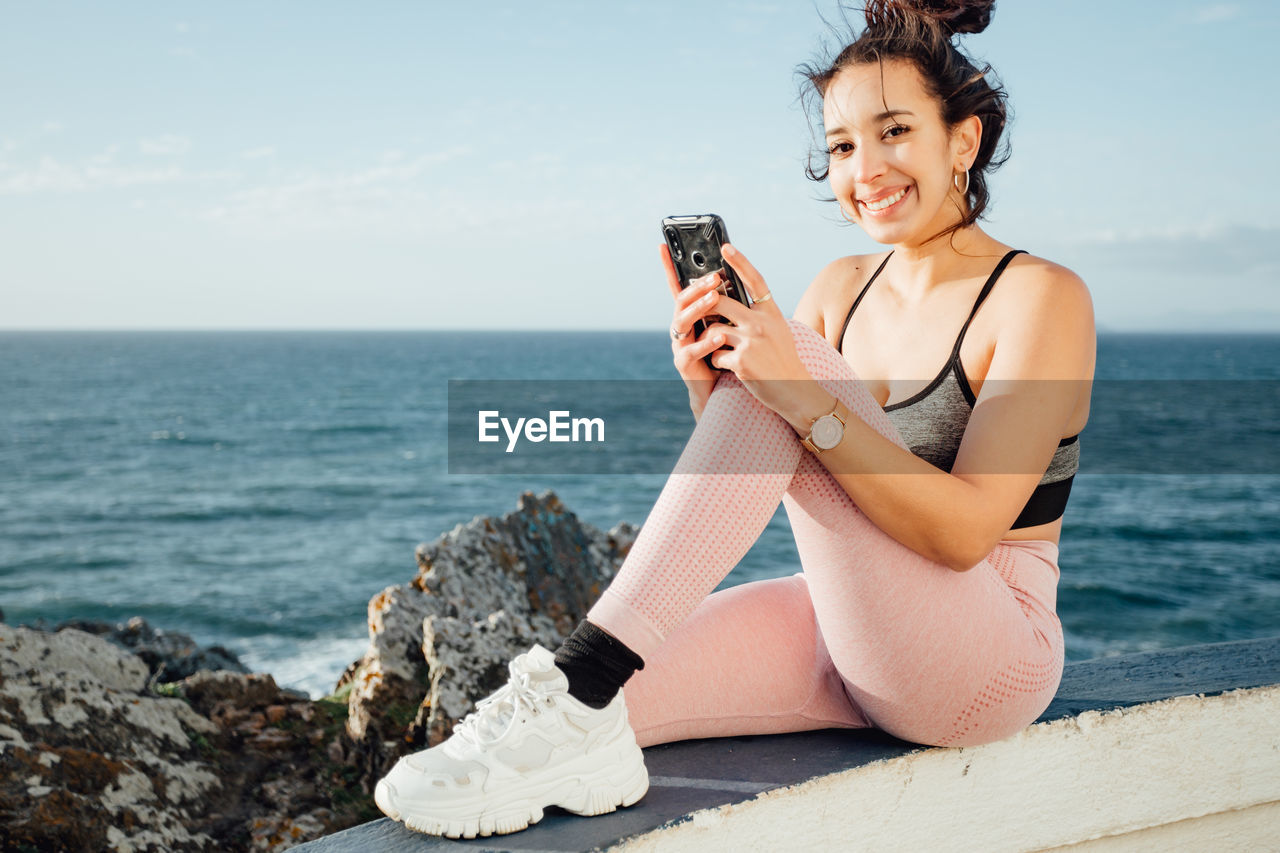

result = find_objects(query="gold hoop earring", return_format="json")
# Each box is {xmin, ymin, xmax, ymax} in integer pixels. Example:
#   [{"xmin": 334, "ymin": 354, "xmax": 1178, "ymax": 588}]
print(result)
[{"xmin": 954, "ymin": 168, "xmax": 970, "ymax": 195}]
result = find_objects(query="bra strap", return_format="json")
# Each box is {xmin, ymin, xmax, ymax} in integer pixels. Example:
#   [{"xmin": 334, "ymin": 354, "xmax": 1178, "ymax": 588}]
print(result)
[
  {"xmin": 948, "ymin": 249, "xmax": 1026, "ymax": 361},
  {"xmin": 836, "ymin": 252, "xmax": 893, "ymax": 354}
]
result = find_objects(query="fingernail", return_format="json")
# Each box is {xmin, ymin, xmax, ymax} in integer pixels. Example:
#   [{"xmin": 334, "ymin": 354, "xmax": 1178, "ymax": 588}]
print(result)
[{"xmin": 722, "ymin": 244, "xmax": 735, "ymax": 256}]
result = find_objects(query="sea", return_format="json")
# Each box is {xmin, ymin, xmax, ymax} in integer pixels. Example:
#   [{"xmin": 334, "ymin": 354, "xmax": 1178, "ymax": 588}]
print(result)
[{"xmin": 2, "ymin": 331, "xmax": 1278, "ymax": 698}]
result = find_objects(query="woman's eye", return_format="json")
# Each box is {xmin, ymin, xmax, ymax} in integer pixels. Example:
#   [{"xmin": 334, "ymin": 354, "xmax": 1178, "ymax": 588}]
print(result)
[
  {"xmin": 827, "ymin": 141, "xmax": 854, "ymax": 155},
  {"xmin": 884, "ymin": 124, "xmax": 909, "ymax": 139}
]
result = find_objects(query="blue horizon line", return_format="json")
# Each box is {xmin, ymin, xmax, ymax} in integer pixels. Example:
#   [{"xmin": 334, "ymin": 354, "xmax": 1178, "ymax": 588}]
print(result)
[{"xmin": 1, "ymin": 326, "xmax": 1279, "ymax": 337}]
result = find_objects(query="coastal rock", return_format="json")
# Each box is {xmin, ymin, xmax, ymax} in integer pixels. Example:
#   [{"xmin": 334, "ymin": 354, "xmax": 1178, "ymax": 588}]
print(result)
[
  {"xmin": 1, "ymin": 491, "xmax": 637, "ymax": 850},
  {"xmin": 0, "ymin": 625, "xmax": 370, "ymax": 851},
  {"xmin": 0, "ymin": 623, "xmax": 222, "ymax": 851},
  {"xmin": 339, "ymin": 490, "xmax": 637, "ymax": 790},
  {"xmin": 51, "ymin": 615, "xmax": 250, "ymax": 684}
]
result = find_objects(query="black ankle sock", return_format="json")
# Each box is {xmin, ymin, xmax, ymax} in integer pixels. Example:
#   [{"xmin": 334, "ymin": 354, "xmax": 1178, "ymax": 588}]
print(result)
[{"xmin": 554, "ymin": 620, "xmax": 645, "ymax": 709}]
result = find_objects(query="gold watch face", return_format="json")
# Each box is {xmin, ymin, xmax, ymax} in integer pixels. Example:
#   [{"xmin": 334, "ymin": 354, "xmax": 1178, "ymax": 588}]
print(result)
[{"xmin": 811, "ymin": 414, "xmax": 844, "ymax": 450}]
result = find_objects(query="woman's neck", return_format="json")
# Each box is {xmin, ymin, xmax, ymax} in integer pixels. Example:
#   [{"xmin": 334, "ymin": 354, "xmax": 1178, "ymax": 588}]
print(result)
[{"xmin": 884, "ymin": 225, "xmax": 1003, "ymax": 304}]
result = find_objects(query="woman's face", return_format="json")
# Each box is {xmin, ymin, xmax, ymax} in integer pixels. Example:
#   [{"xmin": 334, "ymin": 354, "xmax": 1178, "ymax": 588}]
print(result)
[{"xmin": 822, "ymin": 59, "xmax": 976, "ymax": 247}]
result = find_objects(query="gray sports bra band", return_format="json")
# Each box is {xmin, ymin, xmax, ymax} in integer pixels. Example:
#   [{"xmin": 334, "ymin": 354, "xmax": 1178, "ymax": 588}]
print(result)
[{"xmin": 835, "ymin": 250, "xmax": 1080, "ymax": 529}]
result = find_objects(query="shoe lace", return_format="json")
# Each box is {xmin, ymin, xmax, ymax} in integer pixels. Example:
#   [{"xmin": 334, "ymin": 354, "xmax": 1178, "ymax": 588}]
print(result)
[{"xmin": 453, "ymin": 667, "xmax": 550, "ymax": 747}]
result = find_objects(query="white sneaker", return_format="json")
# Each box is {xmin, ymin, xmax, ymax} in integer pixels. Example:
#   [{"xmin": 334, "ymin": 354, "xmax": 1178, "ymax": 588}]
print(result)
[{"xmin": 374, "ymin": 644, "xmax": 649, "ymax": 839}]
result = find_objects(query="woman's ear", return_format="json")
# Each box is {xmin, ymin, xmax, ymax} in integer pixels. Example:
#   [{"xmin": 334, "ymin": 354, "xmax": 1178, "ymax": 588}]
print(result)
[{"xmin": 952, "ymin": 114, "xmax": 983, "ymax": 169}]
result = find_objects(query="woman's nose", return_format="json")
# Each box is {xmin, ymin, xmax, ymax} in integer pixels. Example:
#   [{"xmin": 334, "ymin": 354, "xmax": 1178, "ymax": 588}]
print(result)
[
  {"xmin": 852, "ymin": 144, "xmax": 886, "ymax": 185},
  {"xmin": 855, "ymin": 150, "xmax": 885, "ymax": 186}
]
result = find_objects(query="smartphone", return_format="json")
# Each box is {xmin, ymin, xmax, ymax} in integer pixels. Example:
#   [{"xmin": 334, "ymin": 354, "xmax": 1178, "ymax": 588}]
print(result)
[{"xmin": 661, "ymin": 214, "xmax": 752, "ymax": 368}]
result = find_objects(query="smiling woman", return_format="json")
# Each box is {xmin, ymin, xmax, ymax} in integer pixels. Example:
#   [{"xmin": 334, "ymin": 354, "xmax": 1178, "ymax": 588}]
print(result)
[
  {"xmin": 372, "ymin": 0, "xmax": 1098, "ymax": 841},
  {"xmin": 801, "ymin": 0, "xmax": 1010, "ymax": 247}
]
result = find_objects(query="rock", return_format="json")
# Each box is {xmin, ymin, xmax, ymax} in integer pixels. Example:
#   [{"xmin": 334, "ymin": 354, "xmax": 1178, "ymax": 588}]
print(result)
[
  {"xmin": 0, "ymin": 626, "xmax": 374, "ymax": 851},
  {"xmin": 339, "ymin": 489, "xmax": 637, "ymax": 791},
  {"xmin": 1, "ymin": 490, "xmax": 638, "ymax": 850},
  {"xmin": 51, "ymin": 616, "xmax": 250, "ymax": 684},
  {"xmin": 180, "ymin": 670, "xmax": 285, "ymax": 718},
  {"xmin": 0, "ymin": 623, "xmax": 222, "ymax": 851}
]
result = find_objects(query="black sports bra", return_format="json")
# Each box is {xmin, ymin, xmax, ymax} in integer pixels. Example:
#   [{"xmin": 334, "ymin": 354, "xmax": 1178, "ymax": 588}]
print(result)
[{"xmin": 836, "ymin": 250, "xmax": 1079, "ymax": 529}]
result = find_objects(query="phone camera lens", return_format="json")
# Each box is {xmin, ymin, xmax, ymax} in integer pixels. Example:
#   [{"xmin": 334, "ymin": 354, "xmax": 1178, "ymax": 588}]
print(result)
[
  {"xmin": 664, "ymin": 227, "xmax": 683, "ymax": 261},
  {"xmin": 691, "ymin": 251, "xmax": 706, "ymax": 268}
]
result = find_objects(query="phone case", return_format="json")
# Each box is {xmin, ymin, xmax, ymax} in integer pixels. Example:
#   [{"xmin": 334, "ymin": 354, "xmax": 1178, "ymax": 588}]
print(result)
[{"xmin": 661, "ymin": 214, "xmax": 752, "ymax": 369}]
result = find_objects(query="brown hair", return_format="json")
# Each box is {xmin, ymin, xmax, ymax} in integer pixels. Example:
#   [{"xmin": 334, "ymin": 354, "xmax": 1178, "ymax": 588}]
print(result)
[{"xmin": 799, "ymin": 0, "xmax": 1011, "ymax": 245}]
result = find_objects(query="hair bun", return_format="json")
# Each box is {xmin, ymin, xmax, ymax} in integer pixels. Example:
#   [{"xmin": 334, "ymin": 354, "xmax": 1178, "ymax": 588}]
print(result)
[{"xmin": 866, "ymin": 0, "xmax": 996, "ymax": 36}]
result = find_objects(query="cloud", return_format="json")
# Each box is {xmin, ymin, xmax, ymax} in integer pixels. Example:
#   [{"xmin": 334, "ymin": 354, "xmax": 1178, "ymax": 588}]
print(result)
[
  {"xmin": 1046, "ymin": 224, "xmax": 1280, "ymax": 331},
  {"xmin": 286, "ymin": 149, "xmax": 456, "ymax": 190},
  {"xmin": 1194, "ymin": 3, "xmax": 1240, "ymax": 23},
  {"xmin": 0, "ymin": 156, "xmax": 177, "ymax": 193},
  {"xmin": 0, "ymin": 147, "xmax": 232, "ymax": 194},
  {"xmin": 1057, "ymin": 224, "xmax": 1280, "ymax": 279},
  {"xmin": 197, "ymin": 143, "xmax": 635, "ymax": 244},
  {"xmin": 201, "ymin": 147, "xmax": 477, "ymax": 236},
  {"xmin": 139, "ymin": 134, "xmax": 191, "ymax": 156},
  {"xmin": 241, "ymin": 146, "xmax": 276, "ymax": 160}
]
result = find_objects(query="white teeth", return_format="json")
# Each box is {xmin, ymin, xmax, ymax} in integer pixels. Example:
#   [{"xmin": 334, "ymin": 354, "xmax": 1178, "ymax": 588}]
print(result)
[{"xmin": 862, "ymin": 188, "xmax": 907, "ymax": 211}]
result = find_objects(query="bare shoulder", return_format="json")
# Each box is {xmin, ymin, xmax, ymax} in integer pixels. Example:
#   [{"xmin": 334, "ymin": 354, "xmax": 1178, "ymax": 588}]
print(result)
[
  {"xmin": 792, "ymin": 252, "xmax": 892, "ymax": 345},
  {"xmin": 1000, "ymin": 253, "xmax": 1094, "ymax": 317},
  {"xmin": 989, "ymin": 252, "xmax": 1096, "ymax": 380}
]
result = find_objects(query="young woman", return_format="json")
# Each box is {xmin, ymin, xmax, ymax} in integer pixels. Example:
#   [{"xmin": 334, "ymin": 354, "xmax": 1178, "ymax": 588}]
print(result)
[{"xmin": 376, "ymin": 0, "xmax": 1095, "ymax": 838}]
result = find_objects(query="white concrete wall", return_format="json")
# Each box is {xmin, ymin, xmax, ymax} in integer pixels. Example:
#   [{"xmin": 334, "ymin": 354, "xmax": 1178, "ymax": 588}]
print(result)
[
  {"xmin": 1043, "ymin": 800, "xmax": 1280, "ymax": 851},
  {"xmin": 616, "ymin": 685, "xmax": 1280, "ymax": 853}
]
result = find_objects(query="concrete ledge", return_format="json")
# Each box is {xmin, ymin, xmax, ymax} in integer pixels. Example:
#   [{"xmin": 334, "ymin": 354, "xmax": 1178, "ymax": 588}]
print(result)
[
  {"xmin": 296, "ymin": 636, "xmax": 1280, "ymax": 852},
  {"xmin": 622, "ymin": 684, "xmax": 1280, "ymax": 852}
]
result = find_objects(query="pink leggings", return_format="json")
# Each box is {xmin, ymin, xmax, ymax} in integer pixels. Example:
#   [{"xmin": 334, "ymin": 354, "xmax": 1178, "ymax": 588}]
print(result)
[{"xmin": 587, "ymin": 319, "xmax": 1064, "ymax": 749}]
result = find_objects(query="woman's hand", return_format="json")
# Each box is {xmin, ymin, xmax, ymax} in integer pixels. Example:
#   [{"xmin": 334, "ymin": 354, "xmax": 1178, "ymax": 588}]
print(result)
[
  {"xmin": 662, "ymin": 244, "xmax": 729, "ymax": 420},
  {"xmin": 704, "ymin": 244, "xmax": 823, "ymax": 427}
]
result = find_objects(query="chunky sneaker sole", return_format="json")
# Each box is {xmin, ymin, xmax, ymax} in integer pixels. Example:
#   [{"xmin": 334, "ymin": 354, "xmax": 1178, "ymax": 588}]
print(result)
[
  {"xmin": 373, "ymin": 644, "xmax": 649, "ymax": 839},
  {"xmin": 375, "ymin": 740, "xmax": 649, "ymax": 839}
]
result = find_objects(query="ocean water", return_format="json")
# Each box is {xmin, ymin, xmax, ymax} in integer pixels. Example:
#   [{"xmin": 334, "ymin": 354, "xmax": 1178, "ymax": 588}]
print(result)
[{"xmin": 2, "ymin": 330, "xmax": 1278, "ymax": 698}]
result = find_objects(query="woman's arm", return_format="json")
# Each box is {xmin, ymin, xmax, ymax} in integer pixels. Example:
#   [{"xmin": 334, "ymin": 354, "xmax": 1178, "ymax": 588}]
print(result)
[{"xmin": 780, "ymin": 258, "xmax": 1096, "ymax": 572}]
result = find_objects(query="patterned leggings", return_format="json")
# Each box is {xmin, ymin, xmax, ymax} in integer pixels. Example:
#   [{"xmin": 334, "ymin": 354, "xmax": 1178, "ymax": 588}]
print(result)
[{"xmin": 587, "ymin": 319, "xmax": 1064, "ymax": 749}]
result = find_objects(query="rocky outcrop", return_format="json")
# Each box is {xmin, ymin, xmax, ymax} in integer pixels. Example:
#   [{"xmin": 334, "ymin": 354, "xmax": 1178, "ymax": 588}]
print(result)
[
  {"xmin": 0, "ymin": 623, "xmax": 223, "ymax": 851},
  {"xmin": 0, "ymin": 623, "xmax": 373, "ymax": 852},
  {"xmin": 0, "ymin": 490, "xmax": 636, "ymax": 851},
  {"xmin": 337, "ymin": 490, "xmax": 637, "ymax": 791},
  {"xmin": 53, "ymin": 616, "xmax": 250, "ymax": 684}
]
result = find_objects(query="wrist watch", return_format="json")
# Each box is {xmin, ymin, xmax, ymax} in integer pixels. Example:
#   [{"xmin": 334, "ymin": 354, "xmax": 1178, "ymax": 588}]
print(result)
[{"xmin": 801, "ymin": 397, "xmax": 846, "ymax": 454}]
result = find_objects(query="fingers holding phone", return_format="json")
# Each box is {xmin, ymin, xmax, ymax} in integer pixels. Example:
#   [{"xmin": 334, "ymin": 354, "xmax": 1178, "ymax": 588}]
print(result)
[
  {"xmin": 661, "ymin": 213, "xmax": 752, "ymax": 417},
  {"xmin": 661, "ymin": 214, "xmax": 750, "ymax": 362},
  {"xmin": 670, "ymin": 267, "xmax": 722, "ymax": 338},
  {"xmin": 664, "ymin": 248, "xmax": 725, "ymax": 417}
]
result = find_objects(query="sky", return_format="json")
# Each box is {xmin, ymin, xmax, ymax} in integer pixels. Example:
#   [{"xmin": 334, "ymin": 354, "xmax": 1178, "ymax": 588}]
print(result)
[{"xmin": 2, "ymin": 1, "xmax": 1278, "ymax": 332}]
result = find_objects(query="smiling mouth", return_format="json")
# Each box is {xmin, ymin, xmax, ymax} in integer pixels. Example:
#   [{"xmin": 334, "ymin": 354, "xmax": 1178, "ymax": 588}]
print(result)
[{"xmin": 859, "ymin": 187, "xmax": 909, "ymax": 213}]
